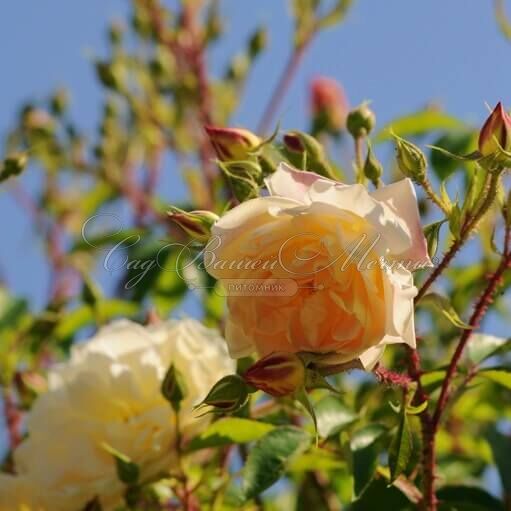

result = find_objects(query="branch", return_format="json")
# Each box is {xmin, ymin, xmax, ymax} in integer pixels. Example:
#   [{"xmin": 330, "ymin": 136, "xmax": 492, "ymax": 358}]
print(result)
[
  {"xmin": 432, "ymin": 223, "xmax": 511, "ymax": 427},
  {"xmin": 257, "ymin": 40, "xmax": 311, "ymax": 134}
]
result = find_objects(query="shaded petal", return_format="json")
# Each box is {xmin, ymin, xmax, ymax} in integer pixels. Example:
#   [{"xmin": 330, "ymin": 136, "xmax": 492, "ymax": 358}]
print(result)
[
  {"xmin": 371, "ymin": 179, "xmax": 432, "ymax": 268},
  {"xmin": 358, "ymin": 345, "xmax": 386, "ymax": 370},
  {"xmin": 307, "ymin": 180, "xmax": 413, "ymax": 256},
  {"xmin": 265, "ymin": 162, "xmax": 331, "ymax": 203}
]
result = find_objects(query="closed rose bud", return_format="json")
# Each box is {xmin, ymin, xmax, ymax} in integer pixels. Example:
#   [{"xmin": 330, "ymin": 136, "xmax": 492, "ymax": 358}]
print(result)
[
  {"xmin": 346, "ymin": 102, "xmax": 376, "ymax": 139},
  {"xmin": 310, "ymin": 77, "xmax": 348, "ymax": 134},
  {"xmin": 478, "ymin": 102, "xmax": 511, "ymax": 156},
  {"xmin": 283, "ymin": 132, "xmax": 305, "ymax": 153},
  {"xmin": 243, "ymin": 352, "xmax": 306, "ymax": 397},
  {"xmin": 204, "ymin": 125, "xmax": 261, "ymax": 161},
  {"xmin": 195, "ymin": 374, "xmax": 249, "ymax": 414},
  {"xmin": 167, "ymin": 207, "xmax": 219, "ymax": 243},
  {"xmin": 393, "ymin": 134, "xmax": 427, "ymax": 182}
]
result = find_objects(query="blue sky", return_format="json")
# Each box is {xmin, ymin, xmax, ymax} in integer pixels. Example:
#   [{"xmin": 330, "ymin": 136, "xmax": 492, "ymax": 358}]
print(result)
[
  {"xmin": 0, "ymin": 0, "xmax": 510, "ymax": 311},
  {"xmin": 0, "ymin": 0, "xmax": 511, "ymax": 307},
  {"xmin": 0, "ymin": 0, "xmax": 509, "ymax": 491}
]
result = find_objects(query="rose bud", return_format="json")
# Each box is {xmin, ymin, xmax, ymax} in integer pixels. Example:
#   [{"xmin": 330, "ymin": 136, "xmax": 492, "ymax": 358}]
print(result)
[
  {"xmin": 243, "ymin": 352, "xmax": 306, "ymax": 397},
  {"xmin": 310, "ymin": 77, "xmax": 349, "ymax": 135},
  {"xmin": 283, "ymin": 132, "xmax": 305, "ymax": 153},
  {"xmin": 195, "ymin": 374, "xmax": 249, "ymax": 414},
  {"xmin": 392, "ymin": 134, "xmax": 427, "ymax": 182},
  {"xmin": 346, "ymin": 102, "xmax": 376, "ymax": 139},
  {"xmin": 167, "ymin": 207, "xmax": 219, "ymax": 243},
  {"xmin": 478, "ymin": 102, "xmax": 511, "ymax": 156},
  {"xmin": 204, "ymin": 125, "xmax": 261, "ymax": 161}
]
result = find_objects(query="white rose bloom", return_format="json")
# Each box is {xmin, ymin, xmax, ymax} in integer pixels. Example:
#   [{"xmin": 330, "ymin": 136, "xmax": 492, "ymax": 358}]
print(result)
[{"xmin": 0, "ymin": 319, "xmax": 235, "ymax": 511}]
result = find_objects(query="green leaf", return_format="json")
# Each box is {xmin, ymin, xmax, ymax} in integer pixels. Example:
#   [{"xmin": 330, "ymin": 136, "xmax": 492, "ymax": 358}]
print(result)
[
  {"xmin": 350, "ymin": 424, "xmax": 388, "ymax": 496},
  {"xmin": 423, "ymin": 220, "xmax": 446, "ymax": 259},
  {"xmin": 468, "ymin": 334, "xmax": 510, "ymax": 365},
  {"xmin": 420, "ymin": 293, "xmax": 471, "ymax": 329},
  {"xmin": 388, "ymin": 414, "xmax": 412, "ymax": 482},
  {"xmin": 101, "ymin": 443, "xmax": 140, "ymax": 485},
  {"xmin": 54, "ymin": 300, "xmax": 139, "ymax": 342},
  {"xmin": 315, "ymin": 395, "xmax": 357, "ymax": 438},
  {"xmin": 436, "ymin": 484, "xmax": 505, "ymax": 511},
  {"xmin": 430, "ymin": 132, "xmax": 475, "ymax": 180},
  {"xmin": 188, "ymin": 418, "xmax": 275, "ymax": 451},
  {"xmin": 485, "ymin": 426, "xmax": 511, "ymax": 495},
  {"xmin": 289, "ymin": 448, "xmax": 346, "ymax": 472},
  {"xmin": 240, "ymin": 426, "xmax": 311, "ymax": 501},
  {"xmin": 420, "ymin": 370, "xmax": 447, "ymax": 393},
  {"xmin": 478, "ymin": 367, "xmax": 511, "ymax": 390},
  {"xmin": 347, "ymin": 475, "xmax": 414, "ymax": 511},
  {"xmin": 374, "ymin": 110, "xmax": 464, "ymax": 143}
]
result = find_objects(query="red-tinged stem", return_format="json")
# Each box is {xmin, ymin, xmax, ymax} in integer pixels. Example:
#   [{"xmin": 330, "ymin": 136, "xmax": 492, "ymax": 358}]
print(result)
[
  {"xmin": 432, "ymin": 227, "xmax": 511, "ymax": 428},
  {"xmin": 257, "ymin": 40, "xmax": 311, "ymax": 134},
  {"xmin": 415, "ymin": 237, "xmax": 463, "ymax": 303},
  {"xmin": 373, "ymin": 364, "xmax": 412, "ymax": 388},
  {"xmin": 418, "ymin": 223, "xmax": 511, "ymax": 511},
  {"xmin": 4, "ymin": 391, "xmax": 22, "ymax": 451}
]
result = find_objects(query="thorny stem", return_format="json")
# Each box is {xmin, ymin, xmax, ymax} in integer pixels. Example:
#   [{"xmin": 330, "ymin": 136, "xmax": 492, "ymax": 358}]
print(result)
[
  {"xmin": 432, "ymin": 222, "xmax": 511, "ymax": 428},
  {"xmin": 417, "ymin": 221, "xmax": 511, "ymax": 511},
  {"xmin": 415, "ymin": 170, "xmax": 502, "ymax": 303},
  {"xmin": 420, "ymin": 178, "xmax": 451, "ymax": 216},
  {"xmin": 408, "ymin": 170, "xmax": 506, "ymax": 510}
]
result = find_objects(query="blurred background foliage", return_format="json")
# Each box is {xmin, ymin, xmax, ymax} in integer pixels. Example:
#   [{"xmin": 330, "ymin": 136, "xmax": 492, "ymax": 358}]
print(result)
[{"xmin": 0, "ymin": 0, "xmax": 511, "ymax": 510}]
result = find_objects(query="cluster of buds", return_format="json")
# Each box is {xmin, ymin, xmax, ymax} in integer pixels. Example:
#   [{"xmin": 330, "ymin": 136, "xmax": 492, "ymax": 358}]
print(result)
[
  {"xmin": 310, "ymin": 77, "xmax": 349, "ymax": 136},
  {"xmin": 204, "ymin": 125, "xmax": 261, "ymax": 162}
]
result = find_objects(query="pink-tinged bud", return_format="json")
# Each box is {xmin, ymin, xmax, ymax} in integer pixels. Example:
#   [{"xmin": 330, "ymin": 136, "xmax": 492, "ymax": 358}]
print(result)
[
  {"xmin": 167, "ymin": 207, "xmax": 219, "ymax": 243},
  {"xmin": 283, "ymin": 132, "xmax": 305, "ymax": 153},
  {"xmin": 310, "ymin": 77, "xmax": 349, "ymax": 133},
  {"xmin": 204, "ymin": 125, "xmax": 261, "ymax": 161},
  {"xmin": 243, "ymin": 352, "xmax": 305, "ymax": 397},
  {"xmin": 478, "ymin": 102, "xmax": 511, "ymax": 156}
]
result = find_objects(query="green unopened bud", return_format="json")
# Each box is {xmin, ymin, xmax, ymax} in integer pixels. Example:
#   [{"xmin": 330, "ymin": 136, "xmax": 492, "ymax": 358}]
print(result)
[
  {"xmin": 109, "ymin": 21, "xmax": 124, "ymax": 45},
  {"xmin": 0, "ymin": 153, "xmax": 28, "ymax": 182},
  {"xmin": 195, "ymin": 374, "xmax": 249, "ymax": 415},
  {"xmin": 220, "ymin": 160, "xmax": 262, "ymax": 202},
  {"xmin": 249, "ymin": 27, "xmax": 267, "ymax": 59},
  {"xmin": 363, "ymin": 145, "xmax": 383, "ymax": 186},
  {"xmin": 161, "ymin": 364, "xmax": 187, "ymax": 412},
  {"xmin": 346, "ymin": 102, "xmax": 376, "ymax": 138},
  {"xmin": 167, "ymin": 207, "xmax": 219, "ymax": 243},
  {"xmin": 281, "ymin": 130, "xmax": 334, "ymax": 178},
  {"xmin": 50, "ymin": 88, "xmax": 69, "ymax": 116},
  {"xmin": 392, "ymin": 134, "xmax": 427, "ymax": 182}
]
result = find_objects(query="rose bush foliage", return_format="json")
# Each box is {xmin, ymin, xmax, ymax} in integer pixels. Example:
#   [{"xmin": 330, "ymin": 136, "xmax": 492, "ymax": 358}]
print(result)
[{"xmin": 0, "ymin": 2, "xmax": 511, "ymax": 511}]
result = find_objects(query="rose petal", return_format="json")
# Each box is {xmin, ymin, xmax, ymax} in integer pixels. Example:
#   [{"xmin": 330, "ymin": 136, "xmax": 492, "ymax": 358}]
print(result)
[
  {"xmin": 371, "ymin": 179, "xmax": 432, "ymax": 268},
  {"xmin": 265, "ymin": 162, "xmax": 329, "ymax": 203},
  {"xmin": 307, "ymin": 180, "xmax": 413, "ymax": 256}
]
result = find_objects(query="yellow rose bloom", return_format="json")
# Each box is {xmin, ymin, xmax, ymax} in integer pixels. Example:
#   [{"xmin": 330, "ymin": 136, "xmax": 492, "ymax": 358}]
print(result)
[{"xmin": 205, "ymin": 163, "xmax": 431, "ymax": 369}]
